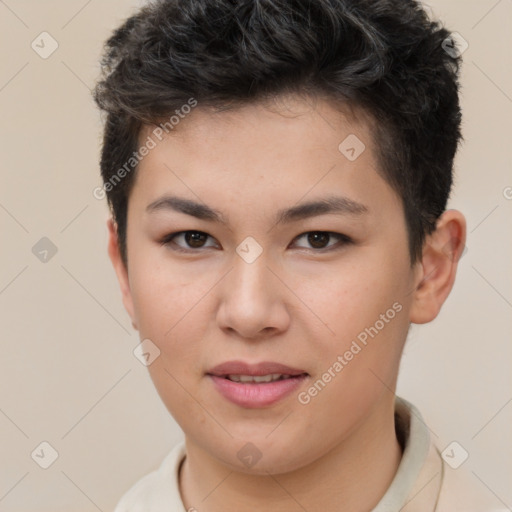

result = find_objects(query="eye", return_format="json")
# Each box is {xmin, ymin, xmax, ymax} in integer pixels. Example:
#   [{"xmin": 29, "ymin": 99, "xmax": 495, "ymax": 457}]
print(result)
[
  {"xmin": 292, "ymin": 231, "xmax": 353, "ymax": 251},
  {"xmin": 159, "ymin": 230, "xmax": 353, "ymax": 253},
  {"xmin": 159, "ymin": 230, "xmax": 219, "ymax": 252}
]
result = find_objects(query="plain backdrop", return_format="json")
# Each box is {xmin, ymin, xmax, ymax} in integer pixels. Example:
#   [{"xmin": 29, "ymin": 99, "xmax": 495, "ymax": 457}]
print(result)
[{"xmin": 1, "ymin": 0, "xmax": 511, "ymax": 510}]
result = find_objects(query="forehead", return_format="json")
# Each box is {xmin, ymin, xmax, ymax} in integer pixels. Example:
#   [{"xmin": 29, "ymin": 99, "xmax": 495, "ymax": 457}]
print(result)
[
  {"xmin": 136, "ymin": 96, "xmax": 372, "ymax": 172},
  {"xmin": 140, "ymin": 95, "xmax": 372, "ymax": 151},
  {"xmin": 130, "ymin": 95, "xmax": 400, "ymax": 226}
]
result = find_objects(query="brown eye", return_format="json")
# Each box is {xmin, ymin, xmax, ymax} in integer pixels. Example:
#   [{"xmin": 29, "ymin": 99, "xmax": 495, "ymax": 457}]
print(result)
[
  {"xmin": 184, "ymin": 231, "xmax": 208, "ymax": 248},
  {"xmin": 160, "ymin": 230, "xmax": 218, "ymax": 252},
  {"xmin": 307, "ymin": 232, "xmax": 330, "ymax": 249},
  {"xmin": 293, "ymin": 231, "xmax": 352, "ymax": 251}
]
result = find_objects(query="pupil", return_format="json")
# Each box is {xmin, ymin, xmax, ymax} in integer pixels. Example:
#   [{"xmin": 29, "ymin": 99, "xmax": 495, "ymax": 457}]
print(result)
[{"xmin": 308, "ymin": 232, "xmax": 329, "ymax": 248}]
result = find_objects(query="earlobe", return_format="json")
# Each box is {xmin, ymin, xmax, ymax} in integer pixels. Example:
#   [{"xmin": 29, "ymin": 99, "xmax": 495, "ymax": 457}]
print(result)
[
  {"xmin": 409, "ymin": 210, "xmax": 467, "ymax": 324},
  {"xmin": 106, "ymin": 218, "xmax": 138, "ymax": 330}
]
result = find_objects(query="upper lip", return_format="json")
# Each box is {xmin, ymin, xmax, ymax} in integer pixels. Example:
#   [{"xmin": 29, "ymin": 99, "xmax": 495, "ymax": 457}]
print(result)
[{"xmin": 207, "ymin": 360, "xmax": 308, "ymax": 377}]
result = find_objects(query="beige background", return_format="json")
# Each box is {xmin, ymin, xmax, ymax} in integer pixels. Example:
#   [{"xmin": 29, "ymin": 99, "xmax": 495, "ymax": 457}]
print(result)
[{"xmin": 1, "ymin": 0, "xmax": 511, "ymax": 510}]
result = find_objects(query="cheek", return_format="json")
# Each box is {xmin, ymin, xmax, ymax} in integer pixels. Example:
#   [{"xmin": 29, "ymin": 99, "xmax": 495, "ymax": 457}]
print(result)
[
  {"xmin": 128, "ymin": 258, "xmax": 214, "ymax": 370},
  {"xmin": 128, "ymin": 252, "xmax": 195, "ymax": 332},
  {"xmin": 300, "ymin": 258, "xmax": 398, "ymax": 328},
  {"xmin": 145, "ymin": 355, "xmax": 207, "ymax": 435},
  {"xmin": 299, "ymin": 251, "xmax": 410, "ymax": 372}
]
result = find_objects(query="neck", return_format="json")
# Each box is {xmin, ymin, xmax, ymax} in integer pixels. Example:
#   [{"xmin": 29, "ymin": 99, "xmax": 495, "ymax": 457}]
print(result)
[{"xmin": 179, "ymin": 397, "xmax": 402, "ymax": 512}]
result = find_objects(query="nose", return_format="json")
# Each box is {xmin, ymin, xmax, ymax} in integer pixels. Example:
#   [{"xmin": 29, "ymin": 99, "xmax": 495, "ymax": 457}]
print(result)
[{"xmin": 216, "ymin": 252, "xmax": 291, "ymax": 340}]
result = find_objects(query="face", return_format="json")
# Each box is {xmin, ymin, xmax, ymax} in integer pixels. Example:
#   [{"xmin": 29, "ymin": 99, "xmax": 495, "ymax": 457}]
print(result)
[{"xmin": 113, "ymin": 95, "xmax": 425, "ymax": 474}]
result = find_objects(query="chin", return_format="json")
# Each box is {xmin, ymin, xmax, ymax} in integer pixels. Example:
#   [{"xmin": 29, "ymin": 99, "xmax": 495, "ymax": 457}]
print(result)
[
  {"xmin": 225, "ymin": 456, "xmax": 305, "ymax": 476},
  {"xmin": 205, "ymin": 437, "xmax": 319, "ymax": 476}
]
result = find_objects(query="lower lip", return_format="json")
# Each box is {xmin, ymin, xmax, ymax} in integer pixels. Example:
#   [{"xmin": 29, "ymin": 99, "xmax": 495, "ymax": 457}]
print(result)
[{"xmin": 208, "ymin": 374, "xmax": 308, "ymax": 408}]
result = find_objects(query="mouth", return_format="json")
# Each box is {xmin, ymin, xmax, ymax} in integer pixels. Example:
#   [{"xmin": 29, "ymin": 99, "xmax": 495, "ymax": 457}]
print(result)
[
  {"xmin": 221, "ymin": 373, "xmax": 306, "ymax": 383},
  {"xmin": 206, "ymin": 360, "xmax": 309, "ymax": 408}
]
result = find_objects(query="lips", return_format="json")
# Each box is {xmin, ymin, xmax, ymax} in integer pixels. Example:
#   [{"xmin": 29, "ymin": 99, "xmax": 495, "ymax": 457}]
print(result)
[
  {"xmin": 207, "ymin": 360, "xmax": 309, "ymax": 408},
  {"xmin": 207, "ymin": 360, "xmax": 308, "ymax": 378}
]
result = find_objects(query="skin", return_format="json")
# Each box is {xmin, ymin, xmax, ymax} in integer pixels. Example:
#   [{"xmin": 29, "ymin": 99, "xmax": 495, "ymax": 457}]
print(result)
[{"xmin": 107, "ymin": 94, "xmax": 466, "ymax": 511}]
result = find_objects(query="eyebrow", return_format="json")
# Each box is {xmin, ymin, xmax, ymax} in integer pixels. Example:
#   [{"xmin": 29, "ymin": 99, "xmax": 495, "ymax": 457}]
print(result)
[{"xmin": 146, "ymin": 195, "xmax": 368, "ymax": 225}]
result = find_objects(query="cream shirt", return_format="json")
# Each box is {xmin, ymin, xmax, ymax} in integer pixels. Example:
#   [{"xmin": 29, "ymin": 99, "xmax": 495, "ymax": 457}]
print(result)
[{"xmin": 114, "ymin": 397, "xmax": 506, "ymax": 511}]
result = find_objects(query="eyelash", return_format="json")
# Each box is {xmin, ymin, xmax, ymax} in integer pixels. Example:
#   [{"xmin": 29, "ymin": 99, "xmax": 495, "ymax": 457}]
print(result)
[{"xmin": 159, "ymin": 230, "xmax": 353, "ymax": 254}]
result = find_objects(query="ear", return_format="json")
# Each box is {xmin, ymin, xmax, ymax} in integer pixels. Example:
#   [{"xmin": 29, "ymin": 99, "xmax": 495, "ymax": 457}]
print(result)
[
  {"xmin": 409, "ymin": 209, "xmax": 467, "ymax": 324},
  {"xmin": 107, "ymin": 218, "xmax": 138, "ymax": 330}
]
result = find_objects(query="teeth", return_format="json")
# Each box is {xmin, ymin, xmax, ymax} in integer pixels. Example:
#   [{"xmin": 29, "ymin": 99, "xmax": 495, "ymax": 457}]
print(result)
[{"xmin": 227, "ymin": 374, "xmax": 291, "ymax": 383}]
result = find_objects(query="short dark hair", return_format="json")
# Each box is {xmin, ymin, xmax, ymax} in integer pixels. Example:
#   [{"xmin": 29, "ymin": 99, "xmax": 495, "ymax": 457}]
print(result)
[{"xmin": 93, "ymin": 0, "xmax": 462, "ymax": 266}]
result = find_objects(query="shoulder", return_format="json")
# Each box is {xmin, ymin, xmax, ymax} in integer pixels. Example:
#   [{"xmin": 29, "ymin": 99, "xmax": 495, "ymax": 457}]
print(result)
[
  {"xmin": 389, "ymin": 398, "xmax": 508, "ymax": 512},
  {"xmin": 113, "ymin": 442, "xmax": 187, "ymax": 512},
  {"xmin": 436, "ymin": 459, "xmax": 509, "ymax": 512}
]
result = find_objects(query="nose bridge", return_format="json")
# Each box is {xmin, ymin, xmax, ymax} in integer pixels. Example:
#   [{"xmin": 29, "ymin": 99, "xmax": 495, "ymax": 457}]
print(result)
[
  {"xmin": 216, "ymin": 245, "xmax": 289, "ymax": 338},
  {"xmin": 228, "ymin": 247, "xmax": 274, "ymax": 304}
]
